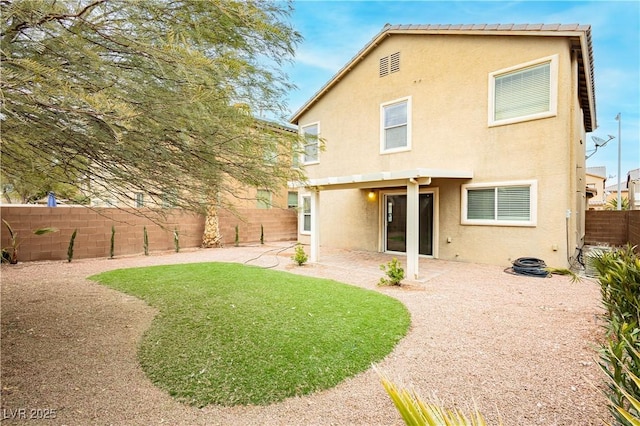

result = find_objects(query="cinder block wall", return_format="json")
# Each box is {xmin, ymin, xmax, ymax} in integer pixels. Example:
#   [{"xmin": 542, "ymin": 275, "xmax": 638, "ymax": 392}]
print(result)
[
  {"xmin": 0, "ymin": 206, "xmax": 297, "ymax": 262},
  {"xmin": 584, "ymin": 210, "xmax": 640, "ymax": 249},
  {"xmin": 629, "ymin": 210, "xmax": 640, "ymax": 249},
  {"xmin": 217, "ymin": 208, "xmax": 298, "ymax": 246}
]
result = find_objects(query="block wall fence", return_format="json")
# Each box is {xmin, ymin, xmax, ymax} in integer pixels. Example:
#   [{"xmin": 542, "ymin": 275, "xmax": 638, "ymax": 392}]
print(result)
[
  {"xmin": 584, "ymin": 210, "xmax": 640, "ymax": 249},
  {"xmin": 0, "ymin": 206, "xmax": 297, "ymax": 262}
]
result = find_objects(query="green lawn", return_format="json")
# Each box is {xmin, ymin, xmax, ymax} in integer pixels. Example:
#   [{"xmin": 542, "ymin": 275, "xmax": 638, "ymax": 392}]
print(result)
[{"xmin": 90, "ymin": 262, "xmax": 410, "ymax": 407}]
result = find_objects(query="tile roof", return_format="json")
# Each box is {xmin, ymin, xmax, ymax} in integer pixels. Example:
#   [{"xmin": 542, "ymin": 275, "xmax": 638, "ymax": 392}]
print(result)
[
  {"xmin": 290, "ymin": 23, "xmax": 596, "ymax": 132},
  {"xmin": 587, "ymin": 166, "xmax": 607, "ymax": 178}
]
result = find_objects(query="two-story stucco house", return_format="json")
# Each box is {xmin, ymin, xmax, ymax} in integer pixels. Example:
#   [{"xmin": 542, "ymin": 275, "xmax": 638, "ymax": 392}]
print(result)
[{"xmin": 290, "ymin": 24, "xmax": 596, "ymax": 278}]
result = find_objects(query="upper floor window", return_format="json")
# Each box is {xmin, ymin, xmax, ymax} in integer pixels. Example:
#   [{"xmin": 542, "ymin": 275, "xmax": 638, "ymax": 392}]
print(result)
[
  {"xmin": 489, "ymin": 55, "xmax": 558, "ymax": 127},
  {"xmin": 461, "ymin": 180, "xmax": 537, "ymax": 226},
  {"xmin": 381, "ymin": 97, "xmax": 411, "ymax": 153},
  {"xmin": 301, "ymin": 123, "xmax": 319, "ymax": 164},
  {"xmin": 135, "ymin": 192, "xmax": 144, "ymax": 208}
]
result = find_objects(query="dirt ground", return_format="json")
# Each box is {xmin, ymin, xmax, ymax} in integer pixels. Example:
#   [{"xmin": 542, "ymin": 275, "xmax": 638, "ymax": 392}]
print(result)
[{"xmin": 1, "ymin": 245, "xmax": 611, "ymax": 425}]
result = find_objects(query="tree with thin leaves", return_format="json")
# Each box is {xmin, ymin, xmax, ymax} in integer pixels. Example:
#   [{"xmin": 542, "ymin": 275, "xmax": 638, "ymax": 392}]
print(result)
[{"xmin": 1, "ymin": 0, "xmax": 306, "ymax": 244}]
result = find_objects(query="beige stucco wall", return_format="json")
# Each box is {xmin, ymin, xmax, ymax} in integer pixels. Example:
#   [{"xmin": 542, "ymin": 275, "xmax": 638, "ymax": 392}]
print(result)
[{"xmin": 296, "ymin": 34, "xmax": 587, "ymax": 267}]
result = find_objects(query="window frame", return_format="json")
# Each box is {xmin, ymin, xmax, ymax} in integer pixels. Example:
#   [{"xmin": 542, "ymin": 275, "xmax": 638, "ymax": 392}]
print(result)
[
  {"xmin": 461, "ymin": 180, "xmax": 537, "ymax": 227},
  {"xmin": 380, "ymin": 96, "xmax": 412, "ymax": 154},
  {"xmin": 301, "ymin": 122, "xmax": 320, "ymax": 165},
  {"xmin": 300, "ymin": 195, "xmax": 311, "ymax": 234},
  {"xmin": 488, "ymin": 55, "xmax": 558, "ymax": 127}
]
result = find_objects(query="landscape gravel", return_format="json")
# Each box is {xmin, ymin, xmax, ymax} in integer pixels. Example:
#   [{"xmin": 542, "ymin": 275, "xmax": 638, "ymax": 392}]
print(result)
[{"xmin": 1, "ymin": 244, "xmax": 610, "ymax": 425}]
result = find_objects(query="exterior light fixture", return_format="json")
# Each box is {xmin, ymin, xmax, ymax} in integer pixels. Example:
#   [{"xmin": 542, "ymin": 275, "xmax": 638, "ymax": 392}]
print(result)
[{"xmin": 367, "ymin": 190, "xmax": 376, "ymax": 201}]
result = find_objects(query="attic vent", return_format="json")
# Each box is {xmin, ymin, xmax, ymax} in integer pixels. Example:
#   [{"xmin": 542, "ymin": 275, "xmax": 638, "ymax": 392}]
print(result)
[
  {"xmin": 379, "ymin": 56, "xmax": 389, "ymax": 77},
  {"xmin": 390, "ymin": 52, "xmax": 400, "ymax": 73},
  {"xmin": 379, "ymin": 52, "xmax": 400, "ymax": 77}
]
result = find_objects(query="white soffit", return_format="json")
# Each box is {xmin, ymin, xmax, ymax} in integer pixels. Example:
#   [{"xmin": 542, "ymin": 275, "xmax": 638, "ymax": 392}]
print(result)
[{"xmin": 292, "ymin": 168, "xmax": 473, "ymax": 190}]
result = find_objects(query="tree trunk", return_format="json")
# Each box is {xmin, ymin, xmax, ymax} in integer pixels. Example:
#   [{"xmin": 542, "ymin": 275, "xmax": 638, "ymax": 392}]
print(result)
[{"xmin": 202, "ymin": 204, "xmax": 223, "ymax": 248}]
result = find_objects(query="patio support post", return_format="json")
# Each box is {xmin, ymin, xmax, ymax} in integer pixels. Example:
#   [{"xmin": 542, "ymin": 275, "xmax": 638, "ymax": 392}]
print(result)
[
  {"xmin": 310, "ymin": 189, "xmax": 320, "ymax": 262},
  {"xmin": 406, "ymin": 178, "xmax": 419, "ymax": 280}
]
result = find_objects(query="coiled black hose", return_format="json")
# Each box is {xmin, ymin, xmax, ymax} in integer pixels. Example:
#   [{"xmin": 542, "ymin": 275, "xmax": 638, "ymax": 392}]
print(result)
[{"xmin": 511, "ymin": 257, "xmax": 550, "ymax": 278}]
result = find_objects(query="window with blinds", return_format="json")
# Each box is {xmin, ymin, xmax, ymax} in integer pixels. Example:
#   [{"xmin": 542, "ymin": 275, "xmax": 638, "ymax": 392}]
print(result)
[
  {"xmin": 380, "ymin": 97, "xmax": 411, "ymax": 153},
  {"xmin": 463, "ymin": 181, "xmax": 536, "ymax": 226},
  {"xmin": 489, "ymin": 55, "xmax": 557, "ymax": 126}
]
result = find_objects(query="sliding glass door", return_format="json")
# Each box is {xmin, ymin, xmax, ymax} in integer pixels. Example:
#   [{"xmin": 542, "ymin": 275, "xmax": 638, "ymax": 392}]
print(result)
[{"xmin": 384, "ymin": 193, "xmax": 433, "ymax": 256}]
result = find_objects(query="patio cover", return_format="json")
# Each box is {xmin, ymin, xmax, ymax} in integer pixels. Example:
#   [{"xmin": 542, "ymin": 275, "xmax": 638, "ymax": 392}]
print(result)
[{"xmin": 292, "ymin": 168, "xmax": 473, "ymax": 279}]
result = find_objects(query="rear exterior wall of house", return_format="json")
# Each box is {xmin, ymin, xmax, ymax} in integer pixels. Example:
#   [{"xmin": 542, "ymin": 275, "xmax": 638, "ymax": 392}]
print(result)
[{"xmin": 296, "ymin": 34, "xmax": 587, "ymax": 267}]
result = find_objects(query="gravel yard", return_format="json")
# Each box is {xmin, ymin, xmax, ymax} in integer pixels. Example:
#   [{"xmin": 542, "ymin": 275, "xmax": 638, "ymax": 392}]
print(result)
[{"xmin": 1, "ymin": 245, "xmax": 609, "ymax": 425}]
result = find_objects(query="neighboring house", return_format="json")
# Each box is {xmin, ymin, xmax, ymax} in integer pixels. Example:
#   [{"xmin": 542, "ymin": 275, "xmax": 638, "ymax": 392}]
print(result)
[
  {"xmin": 628, "ymin": 169, "xmax": 640, "ymax": 210},
  {"xmin": 586, "ymin": 166, "xmax": 607, "ymax": 210},
  {"xmin": 290, "ymin": 23, "xmax": 596, "ymax": 277},
  {"xmin": 604, "ymin": 168, "xmax": 639, "ymax": 209},
  {"xmin": 89, "ymin": 119, "xmax": 299, "ymax": 211}
]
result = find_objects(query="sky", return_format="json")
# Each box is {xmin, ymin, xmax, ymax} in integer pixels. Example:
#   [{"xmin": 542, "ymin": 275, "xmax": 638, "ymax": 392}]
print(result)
[{"xmin": 281, "ymin": 0, "xmax": 640, "ymax": 186}]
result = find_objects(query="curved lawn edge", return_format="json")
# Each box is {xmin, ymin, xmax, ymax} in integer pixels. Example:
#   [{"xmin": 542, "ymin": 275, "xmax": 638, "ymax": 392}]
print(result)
[{"xmin": 90, "ymin": 262, "xmax": 410, "ymax": 407}]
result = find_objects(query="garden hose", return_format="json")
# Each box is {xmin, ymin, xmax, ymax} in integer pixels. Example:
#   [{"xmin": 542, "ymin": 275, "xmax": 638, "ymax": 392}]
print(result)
[{"xmin": 511, "ymin": 257, "xmax": 550, "ymax": 278}]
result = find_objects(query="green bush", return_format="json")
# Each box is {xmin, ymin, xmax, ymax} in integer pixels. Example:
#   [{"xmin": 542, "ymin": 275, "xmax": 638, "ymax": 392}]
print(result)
[
  {"xmin": 591, "ymin": 244, "xmax": 640, "ymax": 425},
  {"xmin": 379, "ymin": 258, "xmax": 405, "ymax": 286},
  {"xmin": 292, "ymin": 243, "xmax": 308, "ymax": 266},
  {"xmin": 67, "ymin": 229, "xmax": 77, "ymax": 263},
  {"xmin": 110, "ymin": 225, "xmax": 115, "ymax": 259}
]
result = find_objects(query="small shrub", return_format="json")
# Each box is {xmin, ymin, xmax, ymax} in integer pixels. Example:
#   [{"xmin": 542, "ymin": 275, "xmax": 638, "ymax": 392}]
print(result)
[
  {"xmin": 379, "ymin": 258, "xmax": 404, "ymax": 286},
  {"xmin": 110, "ymin": 225, "xmax": 115, "ymax": 259},
  {"xmin": 173, "ymin": 228, "xmax": 180, "ymax": 253},
  {"xmin": 1, "ymin": 219, "xmax": 58, "ymax": 264},
  {"xmin": 67, "ymin": 229, "xmax": 78, "ymax": 262},
  {"xmin": 260, "ymin": 224, "xmax": 264, "ymax": 245},
  {"xmin": 292, "ymin": 243, "xmax": 308, "ymax": 266},
  {"xmin": 375, "ymin": 366, "xmax": 499, "ymax": 425},
  {"xmin": 143, "ymin": 226, "xmax": 149, "ymax": 256},
  {"xmin": 234, "ymin": 225, "xmax": 239, "ymax": 247}
]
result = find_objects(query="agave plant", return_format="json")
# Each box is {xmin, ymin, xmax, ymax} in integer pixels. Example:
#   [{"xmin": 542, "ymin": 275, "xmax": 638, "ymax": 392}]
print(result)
[{"xmin": 375, "ymin": 366, "xmax": 497, "ymax": 426}]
